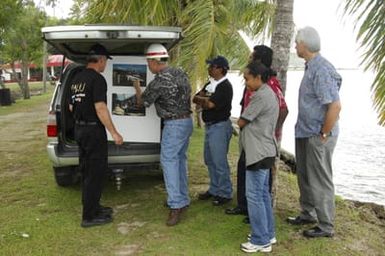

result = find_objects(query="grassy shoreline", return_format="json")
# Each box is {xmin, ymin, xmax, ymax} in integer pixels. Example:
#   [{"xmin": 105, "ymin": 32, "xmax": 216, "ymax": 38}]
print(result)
[{"xmin": 0, "ymin": 93, "xmax": 384, "ymax": 255}]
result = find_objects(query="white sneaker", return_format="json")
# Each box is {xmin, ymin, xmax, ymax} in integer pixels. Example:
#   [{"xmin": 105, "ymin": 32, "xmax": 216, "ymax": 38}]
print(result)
[
  {"xmin": 241, "ymin": 242, "xmax": 272, "ymax": 253},
  {"xmin": 247, "ymin": 234, "xmax": 277, "ymax": 244}
]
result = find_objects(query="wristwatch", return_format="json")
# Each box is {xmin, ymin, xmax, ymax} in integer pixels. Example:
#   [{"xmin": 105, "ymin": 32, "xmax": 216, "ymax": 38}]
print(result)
[{"xmin": 320, "ymin": 131, "xmax": 328, "ymax": 138}]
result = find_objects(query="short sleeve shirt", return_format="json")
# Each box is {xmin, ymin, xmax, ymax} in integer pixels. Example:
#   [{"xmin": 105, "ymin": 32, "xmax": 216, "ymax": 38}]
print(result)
[
  {"xmin": 268, "ymin": 76, "xmax": 287, "ymax": 110},
  {"xmin": 140, "ymin": 67, "xmax": 192, "ymax": 119},
  {"xmin": 295, "ymin": 54, "xmax": 342, "ymax": 138},
  {"xmin": 70, "ymin": 68, "xmax": 107, "ymax": 122},
  {"xmin": 240, "ymin": 76, "xmax": 287, "ymax": 113},
  {"xmin": 240, "ymin": 84, "xmax": 279, "ymax": 166},
  {"xmin": 200, "ymin": 79, "xmax": 233, "ymax": 123}
]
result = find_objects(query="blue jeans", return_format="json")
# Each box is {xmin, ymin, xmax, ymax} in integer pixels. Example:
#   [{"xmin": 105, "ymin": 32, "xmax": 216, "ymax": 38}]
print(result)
[
  {"xmin": 161, "ymin": 117, "xmax": 193, "ymax": 209},
  {"xmin": 246, "ymin": 169, "xmax": 275, "ymax": 245},
  {"xmin": 204, "ymin": 120, "xmax": 233, "ymax": 198}
]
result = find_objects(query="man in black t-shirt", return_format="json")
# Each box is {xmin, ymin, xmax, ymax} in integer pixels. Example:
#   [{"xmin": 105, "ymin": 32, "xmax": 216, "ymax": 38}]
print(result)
[
  {"xmin": 70, "ymin": 44, "xmax": 123, "ymax": 228},
  {"xmin": 193, "ymin": 56, "xmax": 233, "ymax": 206}
]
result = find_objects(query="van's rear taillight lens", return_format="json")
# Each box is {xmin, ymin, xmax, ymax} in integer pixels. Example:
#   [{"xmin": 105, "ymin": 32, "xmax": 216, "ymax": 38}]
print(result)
[{"xmin": 47, "ymin": 111, "xmax": 58, "ymax": 137}]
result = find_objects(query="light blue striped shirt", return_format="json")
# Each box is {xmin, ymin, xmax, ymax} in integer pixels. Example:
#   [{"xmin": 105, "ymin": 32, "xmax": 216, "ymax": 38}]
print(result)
[{"xmin": 295, "ymin": 54, "xmax": 342, "ymax": 138}]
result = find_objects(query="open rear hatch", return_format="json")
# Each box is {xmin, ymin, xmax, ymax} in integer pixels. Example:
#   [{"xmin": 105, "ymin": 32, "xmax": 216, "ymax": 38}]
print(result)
[{"xmin": 42, "ymin": 25, "xmax": 182, "ymax": 63}]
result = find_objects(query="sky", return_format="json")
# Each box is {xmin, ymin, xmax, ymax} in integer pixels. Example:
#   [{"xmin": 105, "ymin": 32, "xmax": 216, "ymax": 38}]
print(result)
[
  {"xmin": 35, "ymin": 0, "xmax": 73, "ymax": 19},
  {"xmin": 37, "ymin": 0, "xmax": 363, "ymax": 69},
  {"xmin": 292, "ymin": 0, "xmax": 361, "ymax": 68}
]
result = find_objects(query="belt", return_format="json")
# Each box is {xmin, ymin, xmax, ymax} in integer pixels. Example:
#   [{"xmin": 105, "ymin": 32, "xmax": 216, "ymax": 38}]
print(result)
[
  {"xmin": 163, "ymin": 113, "xmax": 191, "ymax": 120},
  {"xmin": 205, "ymin": 119, "xmax": 227, "ymax": 126},
  {"xmin": 75, "ymin": 120, "xmax": 100, "ymax": 126}
]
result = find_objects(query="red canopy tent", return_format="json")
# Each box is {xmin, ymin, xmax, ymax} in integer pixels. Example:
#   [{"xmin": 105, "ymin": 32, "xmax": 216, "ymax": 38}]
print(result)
[{"xmin": 47, "ymin": 55, "xmax": 72, "ymax": 67}]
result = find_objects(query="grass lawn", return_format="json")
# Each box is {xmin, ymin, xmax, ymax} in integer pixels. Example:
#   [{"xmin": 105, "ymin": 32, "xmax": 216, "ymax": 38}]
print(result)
[
  {"xmin": 0, "ymin": 94, "xmax": 384, "ymax": 255},
  {"xmin": 0, "ymin": 82, "xmax": 54, "ymax": 116}
]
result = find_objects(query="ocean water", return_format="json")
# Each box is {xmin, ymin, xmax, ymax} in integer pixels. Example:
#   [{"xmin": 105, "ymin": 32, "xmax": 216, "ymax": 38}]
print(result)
[{"xmin": 228, "ymin": 69, "xmax": 385, "ymax": 206}]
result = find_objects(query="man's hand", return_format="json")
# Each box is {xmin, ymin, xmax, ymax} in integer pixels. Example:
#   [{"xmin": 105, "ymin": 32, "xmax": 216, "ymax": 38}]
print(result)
[
  {"xmin": 112, "ymin": 132, "xmax": 123, "ymax": 145},
  {"xmin": 133, "ymin": 79, "xmax": 141, "ymax": 90},
  {"xmin": 133, "ymin": 80, "xmax": 143, "ymax": 106},
  {"xmin": 193, "ymin": 95, "xmax": 215, "ymax": 109}
]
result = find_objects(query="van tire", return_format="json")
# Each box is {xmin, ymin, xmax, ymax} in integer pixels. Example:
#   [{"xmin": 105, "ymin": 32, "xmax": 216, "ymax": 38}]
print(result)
[{"xmin": 53, "ymin": 166, "xmax": 78, "ymax": 186}]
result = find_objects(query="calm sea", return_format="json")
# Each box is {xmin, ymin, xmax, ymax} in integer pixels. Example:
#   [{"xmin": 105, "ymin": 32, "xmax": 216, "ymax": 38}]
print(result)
[{"xmin": 228, "ymin": 69, "xmax": 385, "ymax": 206}]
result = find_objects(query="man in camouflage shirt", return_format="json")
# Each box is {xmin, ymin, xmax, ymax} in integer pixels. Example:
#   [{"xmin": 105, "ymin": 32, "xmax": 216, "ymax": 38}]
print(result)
[{"xmin": 133, "ymin": 44, "xmax": 193, "ymax": 226}]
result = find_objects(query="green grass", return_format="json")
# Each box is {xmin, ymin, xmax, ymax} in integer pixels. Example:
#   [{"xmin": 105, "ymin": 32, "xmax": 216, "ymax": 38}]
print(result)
[
  {"xmin": 0, "ymin": 82, "xmax": 54, "ymax": 116},
  {"xmin": 0, "ymin": 97, "xmax": 384, "ymax": 255},
  {"xmin": 3, "ymin": 81, "xmax": 51, "ymax": 93}
]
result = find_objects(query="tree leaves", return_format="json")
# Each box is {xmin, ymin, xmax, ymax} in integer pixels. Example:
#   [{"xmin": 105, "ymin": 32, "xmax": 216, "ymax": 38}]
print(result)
[
  {"xmin": 82, "ymin": 0, "xmax": 275, "ymax": 90},
  {"xmin": 343, "ymin": 0, "xmax": 385, "ymax": 125}
]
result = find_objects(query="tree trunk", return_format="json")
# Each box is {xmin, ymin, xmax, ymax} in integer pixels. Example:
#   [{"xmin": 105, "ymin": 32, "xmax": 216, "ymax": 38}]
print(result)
[
  {"xmin": 271, "ymin": 0, "xmax": 294, "ymax": 95},
  {"xmin": 21, "ymin": 62, "xmax": 30, "ymax": 99},
  {"xmin": 270, "ymin": 0, "xmax": 294, "ymax": 207}
]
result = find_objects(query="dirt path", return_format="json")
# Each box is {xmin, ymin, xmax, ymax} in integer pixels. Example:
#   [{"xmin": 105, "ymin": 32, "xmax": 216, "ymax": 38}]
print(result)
[{"xmin": 0, "ymin": 101, "xmax": 49, "ymax": 175}]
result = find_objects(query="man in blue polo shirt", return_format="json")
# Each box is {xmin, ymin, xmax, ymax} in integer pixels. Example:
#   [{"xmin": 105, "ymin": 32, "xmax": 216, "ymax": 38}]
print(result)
[{"xmin": 287, "ymin": 27, "xmax": 342, "ymax": 238}]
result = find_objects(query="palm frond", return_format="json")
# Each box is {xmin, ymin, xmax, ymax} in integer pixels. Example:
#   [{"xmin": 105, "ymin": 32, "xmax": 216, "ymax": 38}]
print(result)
[
  {"xmin": 343, "ymin": 0, "xmax": 385, "ymax": 125},
  {"xmin": 81, "ymin": 0, "xmax": 276, "ymax": 91}
]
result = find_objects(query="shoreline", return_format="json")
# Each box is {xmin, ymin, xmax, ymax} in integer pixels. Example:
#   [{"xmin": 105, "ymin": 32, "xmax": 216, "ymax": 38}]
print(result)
[
  {"xmin": 278, "ymin": 152, "xmax": 385, "ymax": 221},
  {"xmin": 230, "ymin": 117, "xmax": 385, "ymax": 219}
]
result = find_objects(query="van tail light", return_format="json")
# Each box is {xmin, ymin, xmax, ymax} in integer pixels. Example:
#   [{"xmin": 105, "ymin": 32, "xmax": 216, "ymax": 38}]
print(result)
[{"xmin": 47, "ymin": 111, "xmax": 58, "ymax": 137}]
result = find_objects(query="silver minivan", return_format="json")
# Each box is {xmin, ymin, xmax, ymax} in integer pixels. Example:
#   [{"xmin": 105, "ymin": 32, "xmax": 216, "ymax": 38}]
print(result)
[{"xmin": 43, "ymin": 25, "xmax": 182, "ymax": 187}]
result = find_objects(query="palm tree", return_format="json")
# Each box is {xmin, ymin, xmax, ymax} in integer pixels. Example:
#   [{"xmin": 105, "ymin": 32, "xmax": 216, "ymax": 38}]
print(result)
[
  {"xmin": 271, "ymin": 0, "xmax": 294, "ymax": 94},
  {"xmin": 81, "ymin": 0, "xmax": 276, "ymax": 89},
  {"xmin": 343, "ymin": 0, "xmax": 385, "ymax": 126},
  {"xmin": 270, "ymin": 0, "xmax": 294, "ymax": 206}
]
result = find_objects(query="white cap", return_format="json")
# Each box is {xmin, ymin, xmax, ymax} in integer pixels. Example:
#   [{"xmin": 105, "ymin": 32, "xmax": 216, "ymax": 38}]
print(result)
[{"xmin": 145, "ymin": 43, "xmax": 169, "ymax": 59}]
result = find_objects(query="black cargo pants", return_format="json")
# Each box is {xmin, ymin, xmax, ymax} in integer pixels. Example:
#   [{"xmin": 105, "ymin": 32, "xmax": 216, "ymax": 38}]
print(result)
[
  {"xmin": 75, "ymin": 123, "xmax": 107, "ymax": 220},
  {"xmin": 236, "ymin": 151, "xmax": 274, "ymax": 212}
]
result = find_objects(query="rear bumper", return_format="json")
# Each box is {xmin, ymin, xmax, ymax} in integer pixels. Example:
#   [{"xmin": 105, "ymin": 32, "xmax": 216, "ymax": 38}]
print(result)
[{"xmin": 47, "ymin": 142, "xmax": 160, "ymax": 168}]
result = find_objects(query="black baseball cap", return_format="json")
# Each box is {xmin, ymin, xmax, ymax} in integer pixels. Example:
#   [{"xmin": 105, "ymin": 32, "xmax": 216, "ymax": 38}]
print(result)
[
  {"xmin": 88, "ymin": 44, "xmax": 112, "ymax": 59},
  {"xmin": 206, "ymin": 55, "xmax": 229, "ymax": 70}
]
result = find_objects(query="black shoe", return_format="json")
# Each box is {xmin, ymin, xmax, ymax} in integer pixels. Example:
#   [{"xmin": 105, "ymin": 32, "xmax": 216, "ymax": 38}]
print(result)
[
  {"xmin": 286, "ymin": 216, "xmax": 317, "ymax": 225},
  {"xmin": 198, "ymin": 191, "xmax": 214, "ymax": 200},
  {"xmin": 212, "ymin": 196, "xmax": 232, "ymax": 206},
  {"xmin": 243, "ymin": 217, "xmax": 250, "ymax": 224},
  {"xmin": 81, "ymin": 215, "xmax": 113, "ymax": 228},
  {"xmin": 225, "ymin": 206, "xmax": 247, "ymax": 215},
  {"xmin": 303, "ymin": 226, "xmax": 334, "ymax": 238},
  {"xmin": 98, "ymin": 205, "xmax": 113, "ymax": 215}
]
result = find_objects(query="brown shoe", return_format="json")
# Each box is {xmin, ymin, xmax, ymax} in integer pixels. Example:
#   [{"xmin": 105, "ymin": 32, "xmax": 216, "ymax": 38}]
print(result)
[{"xmin": 166, "ymin": 208, "xmax": 182, "ymax": 226}]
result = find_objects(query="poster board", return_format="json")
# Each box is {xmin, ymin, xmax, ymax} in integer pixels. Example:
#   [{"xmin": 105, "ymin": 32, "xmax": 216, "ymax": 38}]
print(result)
[{"xmin": 103, "ymin": 56, "xmax": 161, "ymax": 143}]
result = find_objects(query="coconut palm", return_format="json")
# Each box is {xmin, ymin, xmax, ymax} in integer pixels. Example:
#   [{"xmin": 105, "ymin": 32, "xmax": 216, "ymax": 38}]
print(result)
[
  {"xmin": 343, "ymin": 0, "xmax": 385, "ymax": 125},
  {"xmin": 271, "ymin": 0, "xmax": 294, "ymax": 94},
  {"xmin": 269, "ymin": 0, "xmax": 294, "ymax": 206},
  {"xmin": 81, "ymin": 0, "xmax": 276, "ymax": 88}
]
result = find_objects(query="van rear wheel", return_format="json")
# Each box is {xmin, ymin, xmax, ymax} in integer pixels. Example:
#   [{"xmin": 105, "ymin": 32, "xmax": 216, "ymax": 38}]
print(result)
[{"xmin": 53, "ymin": 166, "xmax": 78, "ymax": 186}]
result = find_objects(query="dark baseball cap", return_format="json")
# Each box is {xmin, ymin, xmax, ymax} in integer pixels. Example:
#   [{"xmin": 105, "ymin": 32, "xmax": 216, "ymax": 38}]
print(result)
[
  {"xmin": 88, "ymin": 44, "xmax": 112, "ymax": 59},
  {"xmin": 206, "ymin": 55, "xmax": 229, "ymax": 70}
]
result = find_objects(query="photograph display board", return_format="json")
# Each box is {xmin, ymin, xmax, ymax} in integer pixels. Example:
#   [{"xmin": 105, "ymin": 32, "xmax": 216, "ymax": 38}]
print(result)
[{"xmin": 103, "ymin": 56, "xmax": 160, "ymax": 143}]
